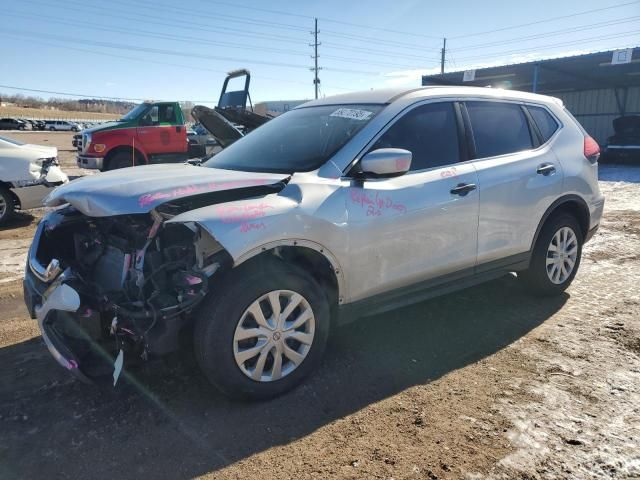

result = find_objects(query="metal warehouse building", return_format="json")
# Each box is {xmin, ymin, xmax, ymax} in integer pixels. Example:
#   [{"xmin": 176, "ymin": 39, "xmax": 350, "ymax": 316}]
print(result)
[{"xmin": 422, "ymin": 47, "xmax": 640, "ymax": 145}]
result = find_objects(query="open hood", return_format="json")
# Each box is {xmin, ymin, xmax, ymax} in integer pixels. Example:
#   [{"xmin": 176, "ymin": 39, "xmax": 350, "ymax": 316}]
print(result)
[
  {"xmin": 191, "ymin": 105, "xmax": 244, "ymax": 148},
  {"xmin": 45, "ymin": 163, "xmax": 289, "ymax": 217}
]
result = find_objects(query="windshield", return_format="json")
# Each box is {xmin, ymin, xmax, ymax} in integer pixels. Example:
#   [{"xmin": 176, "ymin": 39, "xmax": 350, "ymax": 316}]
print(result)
[
  {"xmin": 203, "ymin": 104, "xmax": 383, "ymax": 173},
  {"xmin": 120, "ymin": 103, "xmax": 149, "ymax": 121}
]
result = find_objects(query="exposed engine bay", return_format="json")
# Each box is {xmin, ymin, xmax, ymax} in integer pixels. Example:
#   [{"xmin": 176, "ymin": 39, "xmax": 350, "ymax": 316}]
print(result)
[{"xmin": 26, "ymin": 206, "xmax": 229, "ymax": 380}]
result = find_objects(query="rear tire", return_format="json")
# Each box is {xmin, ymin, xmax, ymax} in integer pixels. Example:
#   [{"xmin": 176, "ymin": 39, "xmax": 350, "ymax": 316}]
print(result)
[
  {"xmin": 520, "ymin": 213, "xmax": 583, "ymax": 296},
  {"xmin": 106, "ymin": 152, "xmax": 134, "ymax": 171},
  {"xmin": 0, "ymin": 187, "xmax": 15, "ymax": 226},
  {"xmin": 194, "ymin": 257, "xmax": 330, "ymax": 400}
]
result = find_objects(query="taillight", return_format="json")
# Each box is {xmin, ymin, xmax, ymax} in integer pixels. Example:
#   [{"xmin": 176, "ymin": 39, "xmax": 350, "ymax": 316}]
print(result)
[{"xmin": 584, "ymin": 136, "xmax": 600, "ymax": 163}]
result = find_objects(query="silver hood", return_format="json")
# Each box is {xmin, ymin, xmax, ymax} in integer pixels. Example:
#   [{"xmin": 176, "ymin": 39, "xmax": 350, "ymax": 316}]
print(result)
[{"xmin": 45, "ymin": 164, "xmax": 289, "ymax": 217}]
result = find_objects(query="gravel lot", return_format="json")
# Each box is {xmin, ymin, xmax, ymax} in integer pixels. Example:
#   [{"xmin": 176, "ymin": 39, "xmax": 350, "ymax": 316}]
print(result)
[{"xmin": 0, "ymin": 131, "xmax": 638, "ymax": 479}]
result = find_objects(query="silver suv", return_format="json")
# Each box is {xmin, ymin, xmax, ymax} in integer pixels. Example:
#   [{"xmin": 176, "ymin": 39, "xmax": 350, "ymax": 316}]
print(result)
[{"xmin": 24, "ymin": 87, "xmax": 604, "ymax": 399}]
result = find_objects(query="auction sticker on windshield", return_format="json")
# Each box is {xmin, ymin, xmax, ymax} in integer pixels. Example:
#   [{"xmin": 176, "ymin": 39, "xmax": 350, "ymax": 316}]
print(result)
[{"xmin": 330, "ymin": 108, "xmax": 374, "ymax": 121}]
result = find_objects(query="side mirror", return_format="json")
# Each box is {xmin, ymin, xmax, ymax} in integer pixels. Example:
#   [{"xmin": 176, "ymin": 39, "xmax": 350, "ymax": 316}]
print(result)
[{"xmin": 360, "ymin": 148, "xmax": 412, "ymax": 177}]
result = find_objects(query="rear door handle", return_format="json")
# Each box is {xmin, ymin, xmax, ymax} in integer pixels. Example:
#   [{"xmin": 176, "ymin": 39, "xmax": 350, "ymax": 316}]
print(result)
[
  {"xmin": 450, "ymin": 183, "xmax": 477, "ymax": 196},
  {"xmin": 537, "ymin": 163, "xmax": 556, "ymax": 175}
]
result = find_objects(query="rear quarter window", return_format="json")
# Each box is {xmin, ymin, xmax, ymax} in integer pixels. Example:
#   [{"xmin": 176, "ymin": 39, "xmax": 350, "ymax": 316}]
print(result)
[
  {"xmin": 466, "ymin": 102, "xmax": 533, "ymax": 158},
  {"xmin": 529, "ymin": 106, "xmax": 560, "ymax": 143}
]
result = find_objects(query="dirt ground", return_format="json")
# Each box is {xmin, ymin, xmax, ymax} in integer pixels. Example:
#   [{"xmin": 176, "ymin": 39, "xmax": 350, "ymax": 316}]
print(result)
[
  {"xmin": 0, "ymin": 134, "xmax": 638, "ymax": 479},
  {"xmin": 0, "ymin": 106, "xmax": 120, "ymax": 121}
]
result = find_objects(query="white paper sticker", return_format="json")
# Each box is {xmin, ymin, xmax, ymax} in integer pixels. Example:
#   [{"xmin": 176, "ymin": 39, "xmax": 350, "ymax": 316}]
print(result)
[
  {"xmin": 113, "ymin": 349, "xmax": 124, "ymax": 386},
  {"xmin": 330, "ymin": 108, "xmax": 373, "ymax": 121},
  {"xmin": 463, "ymin": 69, "xmax": 476, "ymax": 82},
  {"xmin": 611, "ymin": 48, "xmax": 633, "ymax": 65}
]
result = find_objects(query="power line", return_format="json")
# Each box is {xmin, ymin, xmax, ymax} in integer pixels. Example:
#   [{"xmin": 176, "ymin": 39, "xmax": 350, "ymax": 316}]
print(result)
[
  {"xmin": 322, "ymin": 29, "xmax": 442, "ymax": 51},
  {"xmin": 22, "ymin": 1, "xmax": 438, "ymax": 69},
  {"xmin": 321, "ymin": 41, "xmax": 444, "ymax": 61},
  {"xmin": 449, "ymin": 16, "xmax": 640, "ymax": 51},
  {"xmin": 3, "ymin": 11, "xmax": 312, "ymax": 58},
  {"xmin": 0, "ymin": 34, "xmax": 357, "ymax": 91},
  {"xmin": 196, "ymin": 0, "xmax": 443, "ymax": 39},
  {"xmin": 449, "ymin": 0, "xmax": 640, "ymax": 39},
  {"xmin": 0, "ymin": 84, "xmax": 214, "ymax": 103},
  {"xmin": 24, "ymin": 0, "xmax": 310, "ymax": 45},
  {"xmin": 1, "ymin": 28, "xmax": 314, "ymax": 70},
  {"xmin": 4, "ymin": 11, "xmax": 436, "ymax": 71},
  {"xmin": 106, "ymin": 0, "xmax": 310, "ymax": 32},
  {"xmin": 19, "ymin": 0, "xmax": 443, "ymax": 64},
  {"xmin": 455, "ymin": 30, "xmax": 640, "ymax": 63}
]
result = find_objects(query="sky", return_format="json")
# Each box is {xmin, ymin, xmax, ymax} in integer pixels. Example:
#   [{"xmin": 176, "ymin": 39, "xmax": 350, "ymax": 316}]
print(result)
[{"xmin": 0, "ymin": 0, "xmax": 638, "ymax": 106}]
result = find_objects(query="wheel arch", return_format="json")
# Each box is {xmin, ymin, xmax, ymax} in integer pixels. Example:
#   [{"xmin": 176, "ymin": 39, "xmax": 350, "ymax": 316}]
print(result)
[
  {"xmin": 233, "ymin": 240, "xmax": 345, "ymax": 308},
  {"xmin": 104, "ymin": 146, "xmax": 147, "ymax": 168},
  {"xmin": 530, "ymin": 195, "xmax": 590, "ymax": 251}
]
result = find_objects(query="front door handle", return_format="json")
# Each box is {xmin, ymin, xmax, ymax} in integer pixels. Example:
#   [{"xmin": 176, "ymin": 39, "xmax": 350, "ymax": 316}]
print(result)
[
  {"xmin": 450, "ymin": 183, "xmax": 477, "ymax": 196},
  {"xmin": 537, "ymin": 163, "xmax": 556, "ymax": 175}
]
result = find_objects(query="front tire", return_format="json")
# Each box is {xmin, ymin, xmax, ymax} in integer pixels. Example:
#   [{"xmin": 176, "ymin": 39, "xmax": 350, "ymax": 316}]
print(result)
[
  {"xmin": 0, "ymin": 187, "xmax": 15, "ymax": 226},
  {"xmin": 194, "ymin": 257, "xmax": 330, "ymax": 400},
  {"xmin": 520, "ymin": 213, "xmax": 583, "ymax": 296},
  {"xmin": 106, "ymin": 152, "xmax": 134, "ymax": 170}
]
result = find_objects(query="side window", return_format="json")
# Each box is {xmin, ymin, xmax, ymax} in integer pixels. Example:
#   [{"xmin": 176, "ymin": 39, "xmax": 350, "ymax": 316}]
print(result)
[
  {"xmin": 528, "ymin": 106, "xmax": 559, "ymax": 143},
  {"xmin": 159, "ymin": 105, "xmax": 176, "ymax": 124},
  {"xmin": 371, "ymin": 102, "xmax": 459, "ymax": 171},
  {"xmin": 466, "ymin": 102, "xmax": 533, "ymax": 158},
  {"xmin": 141, "ymin": 106, "xmax": 159, "ymax": 126}
]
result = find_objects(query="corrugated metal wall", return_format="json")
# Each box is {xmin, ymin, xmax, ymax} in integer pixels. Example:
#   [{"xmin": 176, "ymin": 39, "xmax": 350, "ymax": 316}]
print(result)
[{"xmin": 554, "ymin": 86, "xmax": 640, "ymax": 144}]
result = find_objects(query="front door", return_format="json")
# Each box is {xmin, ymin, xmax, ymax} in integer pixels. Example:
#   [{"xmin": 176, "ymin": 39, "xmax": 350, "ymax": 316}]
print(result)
[
  {"xmin": 345, "ymin": 101, "xmax": 480, "ymax": 302},
  {"xmin": 136, "ymin": 104, "xmax": 185, "ymax": 158}
]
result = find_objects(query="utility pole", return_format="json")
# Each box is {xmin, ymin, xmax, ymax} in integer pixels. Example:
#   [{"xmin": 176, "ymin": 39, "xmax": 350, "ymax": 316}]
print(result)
[
  {"xmin": 310, "ymin": 18, "xmax": 321, "ymax": 99},
  {"xmin": 440, "ymin": 37, "xmax": 447, "ymax": 75}
]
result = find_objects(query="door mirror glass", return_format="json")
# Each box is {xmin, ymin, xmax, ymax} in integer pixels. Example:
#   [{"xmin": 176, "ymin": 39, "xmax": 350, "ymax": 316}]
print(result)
[{"xmin": 360, "ymin": 148, "xmax": 412, "ymax": 177}]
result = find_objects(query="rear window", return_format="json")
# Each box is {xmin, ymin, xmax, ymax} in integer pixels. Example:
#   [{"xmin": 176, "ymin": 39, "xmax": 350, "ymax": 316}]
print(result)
[
  {"xmin": 529, "ymin": 106, "xmax": 559, "ymax": 143},
  {"xmin": 466, "ymin": 102, "xmax": 533, "ymax": 158}
]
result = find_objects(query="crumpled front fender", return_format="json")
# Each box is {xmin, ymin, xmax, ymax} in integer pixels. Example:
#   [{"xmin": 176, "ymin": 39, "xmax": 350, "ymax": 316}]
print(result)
[{"xmin": 166, "ymin": 188, "xmax": 348, "ymax": 298}]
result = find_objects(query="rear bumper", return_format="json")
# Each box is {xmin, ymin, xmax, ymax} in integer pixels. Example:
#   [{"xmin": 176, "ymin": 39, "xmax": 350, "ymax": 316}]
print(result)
[{"xmin": 77, "ymin": 155, "xmax": 104, "ymax": 170}]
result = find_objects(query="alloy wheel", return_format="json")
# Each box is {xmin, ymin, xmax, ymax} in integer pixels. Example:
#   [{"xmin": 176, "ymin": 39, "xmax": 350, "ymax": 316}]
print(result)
[
  {"xmin": 233, "ymin": 290, "xmax": 315, "ymax": 382},
  {"xmin": 546, "ymin": 226, "xmax": 578, "ymax": 284},
  {"xmin": 0, "ymin": 196, "xmax": 7, "ymax": 220}
]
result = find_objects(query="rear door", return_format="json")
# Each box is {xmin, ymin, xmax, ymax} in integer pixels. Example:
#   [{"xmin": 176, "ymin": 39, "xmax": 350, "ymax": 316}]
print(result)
[
  {"xmin": 345, "ymin": 101, "xmax": 480, "ymax": 302},
  {"xmin": 464, "ymin": 101, "xmax": 563, "ymax": 266},
  {"xmin": 136, "ymin": 104, "xmax": 186, "ymax": 158}
]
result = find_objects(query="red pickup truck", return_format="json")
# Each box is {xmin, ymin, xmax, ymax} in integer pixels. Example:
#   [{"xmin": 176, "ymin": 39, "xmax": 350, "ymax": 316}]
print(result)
[{"xmin": 76, "ymin": 101, "xmax": 188, "ymax": 171}]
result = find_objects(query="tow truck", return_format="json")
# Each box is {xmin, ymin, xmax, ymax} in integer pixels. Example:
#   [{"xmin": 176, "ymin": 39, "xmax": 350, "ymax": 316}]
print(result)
[{"xmin": 75, "ymin": 70, "xmax": 271, "ymax": 171}]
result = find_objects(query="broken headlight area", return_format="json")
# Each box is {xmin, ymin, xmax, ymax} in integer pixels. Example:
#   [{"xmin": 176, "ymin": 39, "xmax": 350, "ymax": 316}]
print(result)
[{"xmin": 28, "ymin": 205, "xmax": 229, "ymax": 381}]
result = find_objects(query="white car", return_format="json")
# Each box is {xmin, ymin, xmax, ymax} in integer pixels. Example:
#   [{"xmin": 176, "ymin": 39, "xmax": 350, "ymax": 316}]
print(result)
[
  {"xmin": 0, "ymin": 136, "xmax": 69, "ymax": 225},
  {"xmin": 44, "ymin": 121, "xmax": 80, "ymax": 132},
  {"xmin": 25, "ymin": 87, "xmax": 604, "ymax": 399}
]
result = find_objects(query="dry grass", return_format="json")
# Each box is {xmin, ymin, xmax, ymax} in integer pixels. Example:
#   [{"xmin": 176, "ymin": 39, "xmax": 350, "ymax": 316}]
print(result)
[{"xmin": 0, "ymin": 106, "xmax": 120, "ymax": 121}]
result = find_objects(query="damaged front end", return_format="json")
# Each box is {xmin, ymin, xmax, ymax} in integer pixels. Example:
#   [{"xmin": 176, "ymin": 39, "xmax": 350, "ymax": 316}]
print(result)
[{"xmin": 24, "ymin": 206, "xmax": 229, "ymax": 383}]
